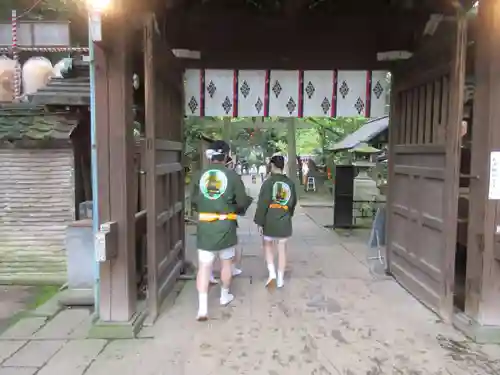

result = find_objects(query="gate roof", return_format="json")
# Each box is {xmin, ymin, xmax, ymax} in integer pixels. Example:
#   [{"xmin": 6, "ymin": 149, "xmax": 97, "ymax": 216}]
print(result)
[{"xmin": 166, "ymin": 0, "xmax": 476, "ymax": 70}]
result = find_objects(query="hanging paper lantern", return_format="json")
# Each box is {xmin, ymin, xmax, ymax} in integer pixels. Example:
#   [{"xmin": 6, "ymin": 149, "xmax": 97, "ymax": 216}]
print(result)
[
  {"xmin": 22, "ymin": 56, "xmax": 54, "ymax": 95},
  {"xmin": 0, "ymin": 56, "xmax": 16, "ymax": 102}
]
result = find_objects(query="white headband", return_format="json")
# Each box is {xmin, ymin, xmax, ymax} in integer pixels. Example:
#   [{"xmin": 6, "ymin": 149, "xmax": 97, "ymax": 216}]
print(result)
[{"xmin": 205, "ymin": 149, "xmax": 224, "ymax": 159}]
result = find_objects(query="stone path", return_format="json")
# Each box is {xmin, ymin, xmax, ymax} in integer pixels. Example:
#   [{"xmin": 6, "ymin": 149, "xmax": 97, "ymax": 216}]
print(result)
[
  {"xmin": 0, "ymin": 286, "xmax": 37, "ymax": 334},
  {"xmin": 1, "ymin": 178, "xmax": 499, "ymax": 374}
]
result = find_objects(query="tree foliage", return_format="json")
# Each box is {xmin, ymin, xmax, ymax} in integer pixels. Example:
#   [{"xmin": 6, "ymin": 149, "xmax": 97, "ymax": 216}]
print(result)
[
  {"xmin": 295, "ymin": 117, "xmax": 366, "ymax": 156},
  {"xmin": 1, "ymin": 0, "xmax": 83, "ymax": 20},
  {"xmin": 184, "ymin": 116, "xmax": 368, "ymax": 168}
]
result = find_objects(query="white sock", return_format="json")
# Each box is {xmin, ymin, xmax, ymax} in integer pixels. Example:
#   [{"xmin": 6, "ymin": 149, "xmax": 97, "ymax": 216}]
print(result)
[
  {"xmin": 232, "ymin": 265, "xmax": 242, "ymax": 276},
  {"xmin": 267, "ymin": 264, "xmax": 276, "ymax": 279},
  {"xmin": 277, "ymin": 271, "xmax": 284, "ymax": 287},
  {"xmin": 221, "ymin": 287, "xmax": 230, "ymax": 300},
  {"xmin": 198, "ymin": 293, "xmax": 208, "ymax": 316},
  {"xmin": 220, "ymin": 287, "xmax": 234, "ymax": 305}
]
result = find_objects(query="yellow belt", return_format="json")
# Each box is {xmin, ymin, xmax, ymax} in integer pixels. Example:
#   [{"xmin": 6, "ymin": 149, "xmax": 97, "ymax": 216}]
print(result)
[
  {"xmin": 269, "ymin": 203, "xmax": 288, "ymax": 211},
  {"xmin": 198, "ymin": 212, "xmax": 237, "ymax": 222}
]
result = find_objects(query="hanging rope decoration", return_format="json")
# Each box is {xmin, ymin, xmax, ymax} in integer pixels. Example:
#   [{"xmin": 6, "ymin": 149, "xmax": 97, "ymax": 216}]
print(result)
[
  {"xmin": 11, "ymin": 10, "xmax": 21, "ymax": 101},
  {"xmin": 0, "ymin": 47, "xmax": 90, "ymax": 54},
  {"xmin": 2, "ymin": 5, "xmax": 91, "ymax": 102}
]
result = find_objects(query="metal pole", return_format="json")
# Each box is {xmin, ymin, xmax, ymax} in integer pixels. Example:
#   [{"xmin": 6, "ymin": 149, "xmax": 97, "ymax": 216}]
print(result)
[{"xmin": 88, "ymin": 14, "xmax": 100, "ymax": 315}]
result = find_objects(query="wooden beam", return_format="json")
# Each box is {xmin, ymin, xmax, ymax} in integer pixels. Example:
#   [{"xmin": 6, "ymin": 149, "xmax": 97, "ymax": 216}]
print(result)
[
  {"xmin": 441, "ymin": 12, "xmax": 466, "ymax": 321},
  {"xmin": 99, "ymin": 16, "xmax": 137, "ymax": 322},
  {"xmin": 466, "ymin": 0, "xmax": 500, "ymax": 326},
  {"xmin": 144, "ymin": 11, "xmax": 160, "ymax": 321},
  {"xmin": 95, "ymin": 42, "xmax": 113, "ymax": 320},
  {"xmin": 166, "ymin": 10, "xmax": 428, "ymax": 69},
  {"xmin": 385, "ymin": 73, "xmax": 402, "ymax": 275},
  {"xmin": 283, "ymin": 0, "xmax": 310, "ymax": 19}
]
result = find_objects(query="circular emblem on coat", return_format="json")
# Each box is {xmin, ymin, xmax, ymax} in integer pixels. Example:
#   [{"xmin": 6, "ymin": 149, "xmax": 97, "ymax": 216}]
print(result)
[
  {"xmin": 200, "ymin": 169, "xmax": 228, "ymax": 200},
  {"xmin": 272, "ymin": 181, "xmax": 291, "ymax": 205}
]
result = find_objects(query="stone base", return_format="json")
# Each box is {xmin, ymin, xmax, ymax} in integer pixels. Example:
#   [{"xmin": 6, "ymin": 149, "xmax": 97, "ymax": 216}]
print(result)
[
  {"xmin": 58, "ymin": 288, "xmax": 94, "ymax": 307},
  {"xmin": 88, "ymin": 310, "xmax": 147, "ymax": 339},
  {"xmin": 453, "ymin": 312, "xmax": 500, "ymax": 343}
]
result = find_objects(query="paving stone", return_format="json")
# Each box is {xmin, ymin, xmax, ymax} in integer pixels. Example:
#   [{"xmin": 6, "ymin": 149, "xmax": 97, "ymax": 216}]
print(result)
[
  {"xmin": 68, "ymin": 316, "xmax": 94, "ymax": 339},
  {"xmin": 32, "ymin": 309, "xmax": 90, "ymax": 339},
  {"xmin": 37, "ymin": 340, "xmax": 107, "ymax": 375},
  {"xmin": 0, "ymin": 341, "xmax": 27, "ymax": 364},
  {"xmin": 0, "ymin": 368, "xmax": 38, "ymax": 375},
  {"xmin": 3, "ymin": 340, "xmax": 65, "ymax": 367},
  {"xmin": 0, "ymin": 318, "xmax": 47, "ymax": 340},
  {"xmin": 30, "ymin": 294, "xmax": 62, "ymax": 318},
  {"xmin": 8, "ymin": 185, "xmax": 498, "ymax": 375}
]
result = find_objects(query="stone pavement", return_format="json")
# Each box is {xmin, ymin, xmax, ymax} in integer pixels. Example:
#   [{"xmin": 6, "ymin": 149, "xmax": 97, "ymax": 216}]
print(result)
[
  {"xmin": 0, "ymin": 286, "xmax": 38, "ymax": 334},
  {"xmin": 1, "ymin": 178, "xmax": 500, "ymax": 375}
]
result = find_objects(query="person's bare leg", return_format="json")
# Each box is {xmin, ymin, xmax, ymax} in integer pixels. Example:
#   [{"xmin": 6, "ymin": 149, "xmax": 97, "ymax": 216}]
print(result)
[
  {"xmin": 277, "ymin": 240, "xmax": 287, "ymax": 288},
  {"xmin": 210, "ymin": 258, "xmax": 219, "ymax": 284},
  {"xmin": 220, "ymin": 257, "xmax": 234, "ymax": 305},
  {"xmin": 210, "ymin": 271, "xmax": 218, "ymax": 284},
  {"xmin": 196, "ymin": 253, "xmax": 213, "ymax": 321},
  {"xmin": 264, "ymin": 239, "xmax": 276, "ymax": 289},
  {"xmin": 232, "ymin": 246, "xmax": 243, "ymax": 276}
]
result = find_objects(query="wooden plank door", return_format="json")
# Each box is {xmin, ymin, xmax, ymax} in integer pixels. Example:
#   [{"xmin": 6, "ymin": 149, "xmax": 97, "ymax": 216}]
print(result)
[
  {"xmin": 144, "ymin": 14, "xmax": 185, "ymax": 321},
  {"xmin": 386, "ymin": 15, "xmax": 466, "ymax": 318}
]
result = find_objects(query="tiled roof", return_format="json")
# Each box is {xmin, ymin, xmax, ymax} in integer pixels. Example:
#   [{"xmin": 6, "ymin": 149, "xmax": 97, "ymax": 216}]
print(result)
[
  {"xmin": 0, "ymin": 106, "xmax": 77, "ymax": 141},
  {"xmin": 330, "ymin": 116, "xmax": 389, "ymax": 151}
]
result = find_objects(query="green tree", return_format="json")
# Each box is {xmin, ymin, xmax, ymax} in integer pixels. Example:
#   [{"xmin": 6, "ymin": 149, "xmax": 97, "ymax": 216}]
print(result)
[{"xmin": 295, "ymin": 117, "xmax": 366, "ymax": 160}]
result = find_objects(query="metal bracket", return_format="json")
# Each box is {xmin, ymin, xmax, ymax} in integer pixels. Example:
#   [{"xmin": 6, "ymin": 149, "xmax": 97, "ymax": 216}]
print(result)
[{"xmin": 95, "ymin": 221, "xmax": 118, "ymax": 262}]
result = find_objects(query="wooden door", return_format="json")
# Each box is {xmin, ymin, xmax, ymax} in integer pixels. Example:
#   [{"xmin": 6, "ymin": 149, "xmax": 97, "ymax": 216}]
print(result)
[
  {"xmin": 144, "ymin": 14, "xmax": 186, "ymax": 321},
  {"xmin": 386, "ymin": 16, "xmax": 466, "ymax": 317}
]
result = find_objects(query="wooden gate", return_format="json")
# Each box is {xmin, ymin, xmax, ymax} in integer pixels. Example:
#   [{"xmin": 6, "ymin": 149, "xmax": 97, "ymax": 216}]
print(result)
[
  {"xmin": 144, "ymin": 14, "xmax": 185, "ymax": 321},
  {"xmin": 386, "ymin": 16, "xmax": 467, "ymax": 317}
]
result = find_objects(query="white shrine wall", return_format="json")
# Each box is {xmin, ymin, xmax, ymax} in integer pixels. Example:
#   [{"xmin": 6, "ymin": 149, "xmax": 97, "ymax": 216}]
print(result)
[{"xmin": 184, "ymin": 69, "xmax": 389, "ymax": 118}]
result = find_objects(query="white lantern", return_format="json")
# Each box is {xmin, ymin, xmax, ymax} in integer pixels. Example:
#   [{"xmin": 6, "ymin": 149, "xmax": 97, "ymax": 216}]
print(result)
[{"xmin": 22, "ymin": 57, "xmax": 54, "ymax": 95}]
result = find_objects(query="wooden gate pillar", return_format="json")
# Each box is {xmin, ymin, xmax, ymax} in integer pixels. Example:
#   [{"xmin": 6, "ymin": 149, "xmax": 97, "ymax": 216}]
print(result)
[
  {"xmin": 442, "ymin": 12, "xmax": 467, "ymax": 321},
  {"xmin": 462, "ymin": 0, "xmax": 500, "ymax": 337},
  {"xmin": 143, "ymin": 13, "xmax": 185, "ymax": 323},
  {"xmin": 94, "ymin": 17, "xmax": 137, "ymax": 326}
]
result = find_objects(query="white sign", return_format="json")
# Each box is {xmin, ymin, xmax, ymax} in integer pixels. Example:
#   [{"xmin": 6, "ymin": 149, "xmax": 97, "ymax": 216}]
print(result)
[
  {"xmin": 94, "ymin": 232, "xmax": 107, "ymax": 262},
  {"xmin": 489, "ymin": 151, "xmax": 500, "ymax": 200},
  {"xmin": 89, "ymin": 13, "xmax": 102, "ymax": 42}
]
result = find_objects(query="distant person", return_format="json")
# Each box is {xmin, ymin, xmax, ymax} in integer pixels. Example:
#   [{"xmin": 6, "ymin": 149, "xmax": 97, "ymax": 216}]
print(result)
[
  {"xmin": 235, "ymin": 163, "xmax": 242, "ymax": 175},
  {"xmin": 297, "ymin": 156, "xmax": 303, "ymax": 184},
  {"xmin": 302, "ymin": 161, "xmax": 309, "ymax": 186},
  {"xmin": 254, "ymin": 155, "xmax": 297, "ymax": 289},
  {"xmin": 250, "ymin": 164, "xmax": 257, "ymax": 184},
  {"xmin": 258, "ymin": 164, "xmax": 267, "ymax": 183}
]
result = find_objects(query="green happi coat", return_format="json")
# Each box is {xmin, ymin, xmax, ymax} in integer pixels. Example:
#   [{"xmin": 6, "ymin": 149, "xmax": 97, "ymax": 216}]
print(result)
[
  {"xmin": 190, "ymin": 164, "xmax": 253, "ymax": 251},
  {"xmin": 254, "ymin": 173, "xmax": 297, "ymax": 238}
]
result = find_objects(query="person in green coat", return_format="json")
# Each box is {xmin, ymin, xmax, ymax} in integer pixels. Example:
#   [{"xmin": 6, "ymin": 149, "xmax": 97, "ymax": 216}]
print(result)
[
  {"xmin": 254, "ymin": 155, "xmax": 297, "ymax": 289},
  {"xmin": 190, "ymin": 140, "xmax": 252, "ymax": 321},
  {"xmin": 209, "ymin": 155, "xmax": 243, "ymax": 284}
]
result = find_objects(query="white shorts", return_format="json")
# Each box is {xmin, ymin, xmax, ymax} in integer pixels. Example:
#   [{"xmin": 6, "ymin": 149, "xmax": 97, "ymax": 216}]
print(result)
[
  {"xmin": 198, "ymin": 247, "xmax": 235, "ymax": 264},
  {"xmin": 263, "ymin": 236, "xmax": 289, "ymax": 243}
]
